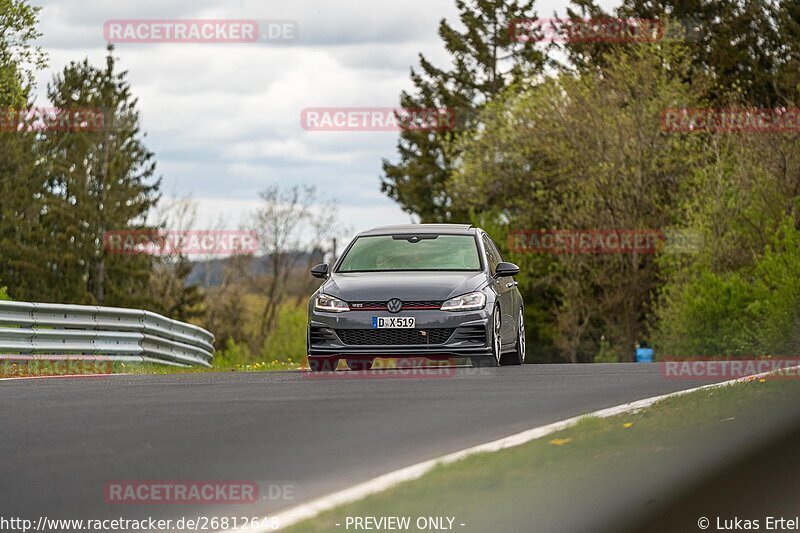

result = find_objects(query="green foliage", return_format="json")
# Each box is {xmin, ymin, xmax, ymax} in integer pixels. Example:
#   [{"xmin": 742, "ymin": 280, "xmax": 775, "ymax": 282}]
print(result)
[
  {"xmin": 594, "ymin": 337, "xmax": 619, "ymax": 363},
  {"xmin": 748, "ymin": 224, "xmax": 800, "ymax": 354},
  {"xmin": 0, "ymin": 0, "xmax": 47, "ymax": 106},
  {"xmin": 654, "ymin": 270, "xmax": 757, "ymax": 357},
  {"xmin": 381, "ymin": 0, "xmax": 547, "ymax": 222},
  {"xmin": 655, "ymin": 220, "xmax": 800, "ymax": 357},
  {"xmin": 0, "ymin": 42, "xmax": 199, "ymax": 312},
  {"xmin": 213, "ymin": 338, "xmax": 254, "ymax": 369},
  {"xmin": 568, "ymin": 0, "xmax": 794, "ymax": 106},
  {"xmin": 0, "ymin": 0, "xmax": 49, "ymax": 301},
  {"xmin": 387, "ymin": 2, "xmax": 800, "ymax": 362},
  {"xmin": 0, "ymin": 286, "xmax": 10, "ymax": 301},
  {"xmin": 440, "ymin": 14, "xmax": 800, "ymax": 361},
  {"xmin": 453, "ymin": 37, "xmax": 703, "ymax": 361},
  {"xmin": 41, "ymin": 45, "xmax": 161, "ymax": 306},
  {"xmin": 212, "ymin": 302, "xmax": 307, "ymax": 368},
  {"xmin": 258, "ymin": 302, "xmax": 307, "ymax": 362},
  {"xmin": 146, "ymin": 257, "xmax": 205, "ymax": 323}
]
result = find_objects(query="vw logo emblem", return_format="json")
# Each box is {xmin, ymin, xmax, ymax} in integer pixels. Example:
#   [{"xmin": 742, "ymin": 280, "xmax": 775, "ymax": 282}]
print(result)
[{"xmin": 386, "ymin": 298, "xmax": 403, "ymax": 313}]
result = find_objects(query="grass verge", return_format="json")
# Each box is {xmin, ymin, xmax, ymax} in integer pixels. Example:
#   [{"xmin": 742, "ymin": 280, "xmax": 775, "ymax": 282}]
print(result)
[{"xmin": 284, "ymin": 377, "xmax": 800, "ymax": 533}]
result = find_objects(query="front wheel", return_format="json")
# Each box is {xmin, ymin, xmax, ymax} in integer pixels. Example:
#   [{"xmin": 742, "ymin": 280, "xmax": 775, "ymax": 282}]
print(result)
[
  {"xmin": 308, "ymin": 356, "xmax": 339, "ymax": 372},
  {"xmin": 473, "ymin": 306, "xmax": 502, "ymax": 368},
  {"xmin": 500, "ymin": 308, "xmax": 525, "ymax": 366}
]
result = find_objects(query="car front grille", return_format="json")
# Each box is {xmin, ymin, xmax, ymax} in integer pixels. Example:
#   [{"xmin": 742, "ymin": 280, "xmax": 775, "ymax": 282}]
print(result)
[
  {"xmin": 334, "ymin": 328, "xmax": 455, "ymax": 345},
  {"xmin": 348, "ymin": 300, "xmax": 443, "ymax": 311}
]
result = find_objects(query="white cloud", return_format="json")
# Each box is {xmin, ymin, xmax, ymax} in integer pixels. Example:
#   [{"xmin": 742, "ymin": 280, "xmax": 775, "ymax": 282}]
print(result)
[{"xmin": 31, "ymin": 0, "xmax": 620, "ymax": 233}]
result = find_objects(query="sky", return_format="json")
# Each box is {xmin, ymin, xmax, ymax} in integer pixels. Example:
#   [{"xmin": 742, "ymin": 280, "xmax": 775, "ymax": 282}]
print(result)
[{"xmin": 31, "ymin": 0, "xmax": 618, "ymax": 236}]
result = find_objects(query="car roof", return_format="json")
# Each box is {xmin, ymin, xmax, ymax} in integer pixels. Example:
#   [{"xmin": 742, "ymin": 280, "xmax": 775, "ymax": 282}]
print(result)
[{"xmin": 359, "ymin": 224, "xmax": 477, "ymax": 236}]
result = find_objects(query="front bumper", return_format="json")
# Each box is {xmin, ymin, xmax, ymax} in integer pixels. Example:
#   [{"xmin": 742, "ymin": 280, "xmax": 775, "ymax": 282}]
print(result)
[{"xmin": 308, "ymin": 309, "xmax": 492, "ymax": 358}]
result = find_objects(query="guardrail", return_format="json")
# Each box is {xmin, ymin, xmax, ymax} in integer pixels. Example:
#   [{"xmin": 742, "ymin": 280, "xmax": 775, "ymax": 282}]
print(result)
[{"xmin": 0, "ymin": 301, "xmax": 214, "ymax": 367}]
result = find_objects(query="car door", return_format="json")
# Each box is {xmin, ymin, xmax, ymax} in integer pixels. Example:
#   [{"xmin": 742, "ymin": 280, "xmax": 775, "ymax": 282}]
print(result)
[{"xmin": 482, "ymin": 234, "xmax": 516, "ymax": 348}]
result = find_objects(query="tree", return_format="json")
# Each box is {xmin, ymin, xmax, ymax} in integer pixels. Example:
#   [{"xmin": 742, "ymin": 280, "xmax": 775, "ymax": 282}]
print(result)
[
  {"xmin": 617, "ymin": 0, "xmax": 784, "ymax": 106},
  {"xmin": 0, "ymin": 0, "xmax": 45, "ymax": 105},
  {"xmin": 202, "ymin": 253, "xmax": 253, "ymax": 351},
  {"xmin": 564, "ymin": 0, "xmax": 790, "ymax": 106},
  {"xmin": 142, "ymin": 197, "xmax": 205, "ymax": 322},
  {"xmin": 452, "ymin": 38, "xmax": 704, "ymax": 361},
  {"xmin": 0, "ymin": 0, "xmax": 47, "ymax": 300},
  {"xmin": 653, "ymin": 122, "xmax": 800, "ymax": 357},
  {"xmin": 774, "ymin": 0, "xmax": 800, "ymax": 103},
  {"xmin": 249, "ymin": 185, "xmax": 341, "ymax": 350},
  {"xmin": 41, "ymin": 45, "xmax": 161, "ymax": 306},
  {"xmin": 381, "ymin": 0, "xmax": 547, "ymax": 222}
]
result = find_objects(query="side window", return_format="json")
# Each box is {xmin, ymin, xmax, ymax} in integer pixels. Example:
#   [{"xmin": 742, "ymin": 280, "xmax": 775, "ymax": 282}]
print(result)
[
  {"xmin": 482, "ymin": 235, "xmax": 499, "ymax": 274},
  {"xmin": 488, "ymin": 238, "xmax": 504, "ymax": 263}
]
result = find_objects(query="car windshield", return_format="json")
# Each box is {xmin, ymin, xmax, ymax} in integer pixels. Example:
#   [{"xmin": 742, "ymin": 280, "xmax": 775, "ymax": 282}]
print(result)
[{"xmin": 337, "ymin": 234, "xmax": 481, "ymax": 272}]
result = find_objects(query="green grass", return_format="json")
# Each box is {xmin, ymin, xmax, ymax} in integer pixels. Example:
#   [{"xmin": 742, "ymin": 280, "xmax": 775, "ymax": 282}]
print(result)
[
  {"xmin": 0, "ymin": 358, "xmax": 302, "ymax": 378},
  {"xmin": 207, "ymin": 301, "xmax": 307, "ymax": 372},
  {"xmin": 121, "ymin": 359, "xmax": 301, "ymax": 374},
  {"xmin": 284, "ymin": 377, "xmax": 800, "ymax": 533}
]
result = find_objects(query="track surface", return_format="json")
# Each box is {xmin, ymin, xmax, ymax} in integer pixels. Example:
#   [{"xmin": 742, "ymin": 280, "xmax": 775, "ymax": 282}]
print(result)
[{"xmin": 1, "ymin": 364, "xmax": 723, "ymax": 525}]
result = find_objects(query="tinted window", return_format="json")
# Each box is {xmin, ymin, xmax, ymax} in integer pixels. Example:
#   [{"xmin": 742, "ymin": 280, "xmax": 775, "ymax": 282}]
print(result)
[
  {"xmin": 488, "ymin": 237, "xmax": 504, "ymax": 262},
  {"xmin": 482, "ymin": 235, "xmax": 499, "ymax": 274},
  {"xmin": 337, "ymin": 234, "xmax": 481, "ymax": 272}
]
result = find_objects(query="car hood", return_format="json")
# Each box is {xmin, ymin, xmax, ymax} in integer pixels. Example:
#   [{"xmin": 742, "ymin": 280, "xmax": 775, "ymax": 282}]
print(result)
[{"xmin": 322, "ymin": 271, "xmax": 487, "ymax": 302}]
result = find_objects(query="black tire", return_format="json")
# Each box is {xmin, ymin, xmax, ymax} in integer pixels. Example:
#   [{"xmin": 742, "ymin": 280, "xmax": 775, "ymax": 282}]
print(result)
[
  {"xmin": 500, "ymin": 308, "xmax": 525, "ymax": 366},
  {"xmin": 346, "ymin": 359, "xmax": 374, "ymax": 371},
  {"xmin": 308, "ymin": 357, "xmax": 339, "ymax": 372}
]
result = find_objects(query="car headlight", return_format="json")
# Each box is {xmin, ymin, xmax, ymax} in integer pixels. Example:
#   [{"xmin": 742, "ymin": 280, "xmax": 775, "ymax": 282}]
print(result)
[
  {"xmin": 440, "ymin": 291, "xmax": 486, "ymax": 312},
  {"xmin": 314, "ymin": 293, "xmax": 350, "ymax": 313}
]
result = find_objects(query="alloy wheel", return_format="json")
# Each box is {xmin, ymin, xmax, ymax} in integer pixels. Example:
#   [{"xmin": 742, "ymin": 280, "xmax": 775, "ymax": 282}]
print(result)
[
  {"xmin": 518, "ymin": 308, "xmax": 526, "ymax": 362},
  {"xmin": 493, "ymin": 306, "xmax": 502, "ymax": 364}
]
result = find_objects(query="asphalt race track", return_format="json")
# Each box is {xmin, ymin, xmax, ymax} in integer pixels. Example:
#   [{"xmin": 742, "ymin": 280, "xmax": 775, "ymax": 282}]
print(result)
[{"xmin": 0, "ymin": 364, "xmax": 738, "ymax": 527}]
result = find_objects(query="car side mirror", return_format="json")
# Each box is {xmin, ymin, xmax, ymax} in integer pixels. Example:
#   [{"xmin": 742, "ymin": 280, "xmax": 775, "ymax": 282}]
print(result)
[
  {"xmin": 311, "ymin": 263, "xmax": 329, "ymax": 279},
  {"xmin": 494, "ymin": 262, "xmax": 520, "ymax": 278}
]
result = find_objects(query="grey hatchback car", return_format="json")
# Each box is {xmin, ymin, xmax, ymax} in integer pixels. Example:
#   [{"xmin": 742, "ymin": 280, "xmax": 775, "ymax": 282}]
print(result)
[{"xmin": 306, "ymin": 224, "xmax": 525, "ymax": 371}]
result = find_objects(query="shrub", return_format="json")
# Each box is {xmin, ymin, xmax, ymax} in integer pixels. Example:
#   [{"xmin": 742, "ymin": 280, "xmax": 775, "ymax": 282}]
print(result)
[
  {"xmin": 259, "ymin": 302, "xmax": 307, "ymax": 363},
  {"xmin": 654, "ymin": 219, "xmax": 800, "ymax": 358}
]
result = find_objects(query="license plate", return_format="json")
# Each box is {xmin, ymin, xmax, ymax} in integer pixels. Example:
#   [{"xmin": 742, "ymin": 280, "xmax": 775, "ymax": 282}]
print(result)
[{"xmin": 372, "ymin": 316, "xmax": 416, "ymax": 329}]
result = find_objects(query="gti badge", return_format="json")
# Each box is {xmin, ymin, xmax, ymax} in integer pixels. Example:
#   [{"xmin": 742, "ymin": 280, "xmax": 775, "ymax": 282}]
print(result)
[{"xmin": 386, "ymin": 298, "xmax": 403, "ymax": 313}]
